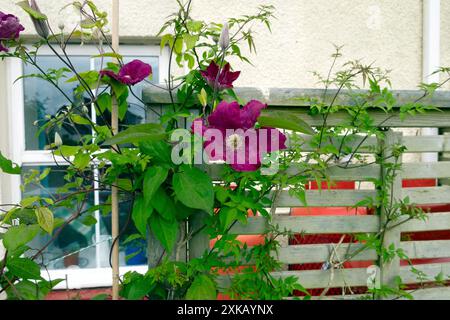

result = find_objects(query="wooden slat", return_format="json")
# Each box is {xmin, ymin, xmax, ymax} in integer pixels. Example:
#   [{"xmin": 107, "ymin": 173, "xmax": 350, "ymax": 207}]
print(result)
[
  {"xmin": 402, "ymin": 162, "xmax": 450, "ymax": 179},
  {"xmin": 272, "ymin": 269, "xmax": 369, "ymax": 289},
  {"xmin": 270, "ymin": 238, "xmax": 450, "ymax": 265},
  {"xmin": 403, "ymin": 186, "xmax": 450, "ymax": 205},
  {"xmin": 404, "ymin": 287, "xmax": 450, "ymax": 300},
  {"xmin": 230, "ymin": 215, "xmax": 380, "ymax": 235},
  {"xmin": 401, "ymin": 263, "xmax": 450, "ymax": 284},
  {"xmin": 400, "ymin": 240, "xmax": 450, "ymax": 260},
  {"xmin": 265, "ymin": 108, "xmax": 450, "ymax": 128},
  {"xmin": 400, "ymin": 212, "xmax": 450, "ymax": 232},
  {"xmin": 403, "ymin": 136, "xmax": 450, "ymax": 153},
  {"xmin": 309, "ymin": 287, "xmax": 450, "ymax": 300},
  {"xmin": 277, "ymin": 190, "xmax": 377, "ymax": 207},
  {"xmin": 277, "ymin": 243, "xmax": 377, "ymax": 264},
  {"xmin": 208, "ymin": 163, "xmax": 380, "ymax": 181}
]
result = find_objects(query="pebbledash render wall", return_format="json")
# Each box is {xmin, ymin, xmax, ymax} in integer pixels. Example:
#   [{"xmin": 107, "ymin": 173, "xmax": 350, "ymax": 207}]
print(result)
[{"xmin": 0, "ymin": 0, "xmax": 449, "ymax": 202}]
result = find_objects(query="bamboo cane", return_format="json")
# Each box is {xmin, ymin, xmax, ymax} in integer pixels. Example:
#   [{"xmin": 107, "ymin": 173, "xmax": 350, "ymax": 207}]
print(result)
[{"xmin": 111, "ymin": 0, "xmax": 120, "ymax": 301}]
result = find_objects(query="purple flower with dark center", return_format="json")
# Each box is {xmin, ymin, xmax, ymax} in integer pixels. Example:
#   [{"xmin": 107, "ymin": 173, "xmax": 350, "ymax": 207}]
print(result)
[
  {"xmin": 192, "ymin": 100, "xmax": 287, "ymax": 172},
  {"xmin": 100, "ymin": 59, "xmax": 152, "ymax": 85},
  {"xmin": 200, "ymin": 61, "xmax": 240, "ymax": 90},
  {"xmin": 0, "ymin": 11, "xmax": 25, "ymax": 52}
]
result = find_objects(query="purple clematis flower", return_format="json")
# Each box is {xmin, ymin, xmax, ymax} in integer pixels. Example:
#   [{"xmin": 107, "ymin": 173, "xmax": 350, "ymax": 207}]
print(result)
[
  {"xmin": 0, "ymin": 11, "xmax": 25, "ymax": 52},
  {"xmin": 100, "ymin": 59, "xmax": 152, "ymax": 85},
  {"xmin": 200, "ymin": 61, "xmax": 240, "ymax": 90},
  {"xmin": 192, "ymin": 100, "xmax": 287, "ymax": 172}
]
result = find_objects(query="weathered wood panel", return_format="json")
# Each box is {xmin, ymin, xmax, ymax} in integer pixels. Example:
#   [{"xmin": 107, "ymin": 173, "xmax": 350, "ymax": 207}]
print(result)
[
  {"xmin": 401, "ymin": 240, "xmax": 450, "ymax": 260},
  {"xmin": 276, "ymin": 243, "xmax": 377, "ymax": 264},
  {"xmin": 403, "ymin": 186, "xmax": 450, "ymax": 205},
  {"xmin": 402, "ymin": 162, "xmax": 450, "ymax": 179},
  {"xmin": 277, "ymin": 190, "xmax": 377, "ymax": 207},
  {"xmin": 230, "ymin": 215, "xmax": 380, "ymax": 235},
  {"xmin": 399, "ymin": 212, "xmax": 450, "ymax": 232}
]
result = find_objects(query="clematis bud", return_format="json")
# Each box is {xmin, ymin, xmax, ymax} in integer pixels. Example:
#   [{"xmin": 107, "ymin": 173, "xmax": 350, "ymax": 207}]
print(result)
[
  {"xmin": 54, "ymin": 132, "xmax": 63, "ymax": 147},
  {"xmin": 29, "ymin": 0, "xmax": 49, "ymax": 39},
  {"xmin": 218, "ymin": 22, "xmax": 229, "ymax": 50},
  {"xmin": 82, "ymin": 105, "xmax": 89, "ymax": 114}
]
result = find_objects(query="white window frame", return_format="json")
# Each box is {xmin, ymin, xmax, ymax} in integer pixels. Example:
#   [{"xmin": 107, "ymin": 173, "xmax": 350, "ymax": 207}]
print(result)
[{"xmin": 4, "ymin": 44, "xmax": 169, "ymax": 289}]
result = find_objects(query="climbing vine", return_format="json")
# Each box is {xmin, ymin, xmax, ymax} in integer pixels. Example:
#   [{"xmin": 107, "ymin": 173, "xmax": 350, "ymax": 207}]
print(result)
[{"xmin": 0, "ymin": 0, "xmax": 449, "ymax": 301}]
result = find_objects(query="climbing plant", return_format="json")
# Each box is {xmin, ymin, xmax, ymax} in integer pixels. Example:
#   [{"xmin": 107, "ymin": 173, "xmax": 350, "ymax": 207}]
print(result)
[{"xmin": 0, "ymin": 0, "xmax": 449, "ymax": 300}]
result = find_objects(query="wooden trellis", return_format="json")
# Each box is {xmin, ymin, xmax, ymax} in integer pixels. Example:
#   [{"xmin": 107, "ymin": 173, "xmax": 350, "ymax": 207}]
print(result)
[{"xmin": 143, "ymin": 87, "xmax": 450, "ymax": 300}]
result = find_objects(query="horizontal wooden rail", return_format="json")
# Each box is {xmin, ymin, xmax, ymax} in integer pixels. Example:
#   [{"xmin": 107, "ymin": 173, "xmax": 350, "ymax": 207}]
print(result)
[
  {"xmin": 230, "ymin": 215, "xmax": 380, "ymax": 235},
  {"xmin": 403, "ymin": 187, "xmax": 450, "ymax": 205},
  {"xmin": 402, "ymin": 162, "xmax": 450, "ymax": 179},
  {"xmin": 276, "ymin": 240, "xmax": 450, "ymax": 265},
  {"xmin": 399, "ymin": 212, "xmax": 450, "ymax": 232}
]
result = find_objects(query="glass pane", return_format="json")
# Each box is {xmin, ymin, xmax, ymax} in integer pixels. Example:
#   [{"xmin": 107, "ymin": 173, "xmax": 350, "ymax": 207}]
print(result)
[
  {"xmin": 94, "ymin": 55, "xmax": 159, "ymax": 130},
  {"xmin": 98, "ymin": 188, "xmax": 147, "ymax": 267},
  {"xmin": 23, "ymin": 56, "xmax": 91, "ymax": 150},
  {"xmin": 22, "ymin": 166, "xmax": 98, "ymax": 270}
]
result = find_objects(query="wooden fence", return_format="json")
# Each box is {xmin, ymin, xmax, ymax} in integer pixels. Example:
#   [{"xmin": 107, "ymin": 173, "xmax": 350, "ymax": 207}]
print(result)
[{"xmin": 143, "ymin": 87, "xmax": 450, "ymax": 300}]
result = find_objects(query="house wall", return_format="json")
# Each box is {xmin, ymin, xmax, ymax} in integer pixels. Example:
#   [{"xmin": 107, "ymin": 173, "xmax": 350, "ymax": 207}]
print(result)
[
  {"xmin": 0, "ymin": 0, "xmax": 429, "ymax": 89},
  {"xmin": 0, "ymin": 0, "xmax": 447, "ymax": 203}
]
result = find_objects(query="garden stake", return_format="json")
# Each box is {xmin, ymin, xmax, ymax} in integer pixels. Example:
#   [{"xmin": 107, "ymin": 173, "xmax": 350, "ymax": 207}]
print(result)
[{"xmin": 111, "ymin": 0, "xmax": 120, "ymax": 301}]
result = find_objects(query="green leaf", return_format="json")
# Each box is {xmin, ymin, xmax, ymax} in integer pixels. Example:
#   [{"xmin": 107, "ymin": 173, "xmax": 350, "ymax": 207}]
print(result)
[
  {"xmin": 7, "ymin": 258, "xmax": 42, "ymax": 280},
  {"xmin": 149, "ymin": 213, "xmax": 178, "ymax": 252},
  {"xmin": 139, "ymin": 140, "xmax": 172, "ymax": 164},
  {"xmin": 172, "ymin": 165, "xmax": 214, "ymax": 214},
  {"xmin": 53, "ymin": 145, "xmax": 81, "ymax": 157},
  {"xmin": 92, "ymin": 52, "xmax": 123, "ymax": 60},
  {"xmin": 219, "ymin": 207, "xmax": 238, "ymax": 231},
  {"xmin": 160, "ymin": 34, "xmax": 174, "ymax": 52},
  {"xmin": 70, "ymin": 114, "xmax": 91, "ymax": 126},
  {"xmin": 73, "ymin": 152, "xmax": 91, "ymax": 170},
  {"xmin": 16, "ymin": 1, "xmax": 47, "ymax": 20},
  {"xmin": 0, "ymin": 151, "xmax": 21, "ymax": 174},
  {"xmin": 132, "ymin": 196, "xmax": 153, "ymax": 236},
  {"xmin": 183, "ymin": 34, "xmax": 199, "ymax": 51},
  {"xmin": 143, "ymin": 166, "xmax": 169, "ymax": 206},
  {"xmin": 102, "ymin": 123, "xmax": 166, "ymax": 146},
  {"xmin": 149, "ymin": 187, "xmax": 177, "ymax": 222},
  {"xmin": 258, "ymin": 110, "xmax": 315, "ymax": 135},
  {"xmin": 20, "ymin": 196, "xmax": 40, "ymax": 208},
  {"xmin": 96, "ymin": 92, "xmax": 112, "ymax": 113},
  {"xmin": 126, "ymin": 276, "xmax": 154, "ymax": 300},
  {"xmin": 35, "ymin": 207, "xmax": 54, "ymax": 234},
  {"xmin": 186, "ymin": 274, "xmax": 217, "ymax": 300},
  {"xmin": 3, "ymin": 224, "xmax": 41, "ymax": 252},
  {"xmin": 81, "ymin": 214, "xmax": 97, "ymax": 226},
  {"xmin": 91, "ymin": 293, "xmax": 109, "ymax": 300}
]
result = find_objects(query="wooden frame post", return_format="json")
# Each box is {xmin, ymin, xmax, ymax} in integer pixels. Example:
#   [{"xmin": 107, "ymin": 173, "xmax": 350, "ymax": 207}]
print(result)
[{"xmin": 379, "ymin": 130, "xmax": 403, "ymax": 298}]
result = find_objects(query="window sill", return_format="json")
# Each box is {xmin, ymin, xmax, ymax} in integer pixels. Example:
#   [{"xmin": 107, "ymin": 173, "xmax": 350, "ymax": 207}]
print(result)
[{"xmin": 41, "ymin": 265, "xmax": 148, "ymax": 289}]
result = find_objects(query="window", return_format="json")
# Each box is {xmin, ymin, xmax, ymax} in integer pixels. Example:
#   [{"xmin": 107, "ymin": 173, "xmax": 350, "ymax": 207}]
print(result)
[{"xmin": 4, "ymin": 44, "xmax": 169, "ymax": 289}]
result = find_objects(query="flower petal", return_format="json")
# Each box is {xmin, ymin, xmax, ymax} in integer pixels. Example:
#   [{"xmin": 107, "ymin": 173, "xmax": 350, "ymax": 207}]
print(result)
[
  {"xmin": 118, "ymin": 59, "xmax": 152, "ymax": 85},
  {"xmin": 241, "ymin": 100, "xmax": 267, "ymax": 129},
  {"xmin": 207, "ymin": 101, "xmax": 242, "ymax": 130}
]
